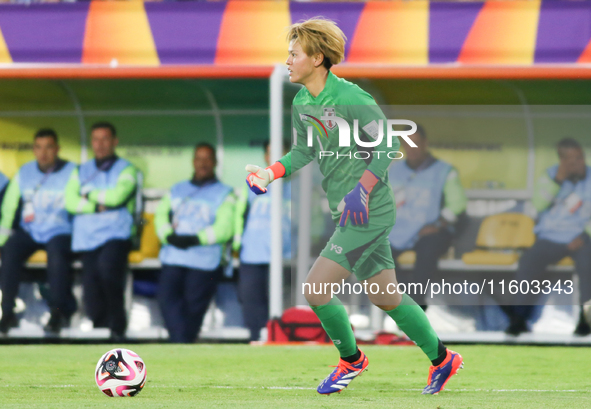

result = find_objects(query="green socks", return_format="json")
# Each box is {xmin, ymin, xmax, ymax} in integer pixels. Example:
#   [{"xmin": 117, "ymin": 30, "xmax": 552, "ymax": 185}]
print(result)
[
  {"xmin": 311, "ymin": 297, "xmax": 358, "ymax": 358},
  {"xmin": 386, "ymin": 293, "xmax": 444, "ymax": 362},
  {"xmin": 311, "ymin": 293, "xmax": 445, "ymax": 364}
]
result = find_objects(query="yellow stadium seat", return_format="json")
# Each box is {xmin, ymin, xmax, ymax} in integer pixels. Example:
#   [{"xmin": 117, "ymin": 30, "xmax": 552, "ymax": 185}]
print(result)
[
  {"xmin": 461, "ymin": 249, "xmax": 520, "ymax": 265},
  {"xmin": 397, "ymin": 251, "xmax": 416, "ymax": 265},
  {"xmin": 28, "ymin": 250, "xmax": 47, "ymax": 264},
  {"xmin": 462, "ymin": 213, "xmax": 535, "ymax": 265},
  {"xmin": 128, "ymin": 251, "xmax": 144, "ymax": 264},
  {"xmin": 557, "ymin": 256, "xmax": 574, "ymax": 266},
  {"xmin": 129, "ymin": 213, "xmax": 161, "ymax": 265}
]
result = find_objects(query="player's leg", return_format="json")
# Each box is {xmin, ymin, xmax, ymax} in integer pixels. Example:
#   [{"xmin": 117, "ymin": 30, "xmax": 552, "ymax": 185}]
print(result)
[
  {"xmin": 304, "ymin": 256, "xmax": 357, "ymax": 357},
  {"xmin": 365, "ymin": 261, "xmax": 446, "ymax": 363},
  {"xmin": 308, "ymin": 224, "xmax": 397, "ymax": 394},
  {"xmin": 305, "ymin": 256, "xmax": 369, "ymax": 395},
  {"xmin": 362, "ymin": 239, "xmax": 462, "ymax": 395}
]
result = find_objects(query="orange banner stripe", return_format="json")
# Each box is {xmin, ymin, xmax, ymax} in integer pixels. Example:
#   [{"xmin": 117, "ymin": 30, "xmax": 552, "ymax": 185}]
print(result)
[
  {"xmin": 215, "ymin": 0, "xmax": 290, "ymax": 65},
  {"xmin": 82, "ymin": 2, "xmax": 159, "ymax": 66},
  {"xmin": 577, "ymin": 39, "xmax": 591, "ymax": 63},
  {"xmin": 0, "ymin": 27, "xmax": 12, "ymax": 63},
  {"xmin": 458, "ymin": 0, "xmax": 541, "ymax": 65},
  {"xmin": 348, "ymin": 1, "xmax": 429, "ymax": 65}
]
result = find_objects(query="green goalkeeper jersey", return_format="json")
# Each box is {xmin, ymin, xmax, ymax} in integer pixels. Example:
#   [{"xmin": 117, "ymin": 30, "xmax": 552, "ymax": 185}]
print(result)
[{"xmin": 278, "ymin": 71, "xmax": 400, "ymax": 226}]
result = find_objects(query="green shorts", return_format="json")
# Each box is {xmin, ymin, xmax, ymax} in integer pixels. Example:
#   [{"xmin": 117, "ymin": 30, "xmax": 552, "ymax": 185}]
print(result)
[{"xmin": 320, "ymin": 223, "xmax": 396, "ymax": 281}]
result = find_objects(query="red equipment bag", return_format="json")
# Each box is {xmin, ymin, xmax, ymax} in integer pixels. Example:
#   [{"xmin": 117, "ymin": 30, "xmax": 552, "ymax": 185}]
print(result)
[{"xmin": 267, "ymin": 306, "xmax": 330, "ymax": 343}]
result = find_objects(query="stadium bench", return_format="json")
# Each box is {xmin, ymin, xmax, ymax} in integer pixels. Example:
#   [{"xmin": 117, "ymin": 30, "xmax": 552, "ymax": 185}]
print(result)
[{"xmin": 397, "ymin": 213, "xmax": 574, "ymax": 272}]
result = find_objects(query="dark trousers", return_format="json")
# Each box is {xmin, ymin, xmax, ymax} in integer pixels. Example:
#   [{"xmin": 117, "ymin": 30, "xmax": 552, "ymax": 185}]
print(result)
[
  {"xmin": 0, "ymin": 229, "xmax": 75, "ymax": 318},
  {"xmin": 158, "ymin": 265, "xmax": 221, "ymax": 343},
  {"xmin": 238, "ymin": 263, "xmax": 269, "ymax": 341},
  {"xmin": 391, "ymin": 229, "xmax": 453, "ymax": 307},
  {"xmin": 81, "ymin": 239, "xmax": 131, "ymax": 335},
  {"xmin": 509, "ymin": 237, "xmax": 591, "ymax": 322}
]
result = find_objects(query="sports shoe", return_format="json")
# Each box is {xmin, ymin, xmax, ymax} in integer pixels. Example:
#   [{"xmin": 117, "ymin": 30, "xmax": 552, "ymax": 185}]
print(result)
[
  {"xmin": 422, "ymin": 349, "xmax": 463, "ymax": 395},
  {"xmin": 317, "ymin": 350, "xmax": 368, "ymax": 395}
]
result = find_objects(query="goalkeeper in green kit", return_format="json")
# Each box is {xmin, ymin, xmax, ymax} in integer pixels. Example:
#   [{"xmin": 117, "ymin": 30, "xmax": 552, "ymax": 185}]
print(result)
[{"xmin": 245, "ymin": 18, "xmax": 463, "ymax": 395}]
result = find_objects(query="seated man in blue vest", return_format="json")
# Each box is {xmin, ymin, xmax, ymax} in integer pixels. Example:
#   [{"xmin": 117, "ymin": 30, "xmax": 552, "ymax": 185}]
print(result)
[
  {"xmin": 505, "ymin": 137, "xmax": 591, "ymax": 336},
  {"xmin": 233, "ymin": 141, "xmax": 291, "ymax": 342},
  {"xmin": 155, "ymin": 142, "xmax": 235, "ymax": 343},
  {"xmin": 388, "ymin": 125, "xmax": 467, "ymax": 310},
  {"xmin": 0, "ymin": 129, "xmax": 77, "ymax": 335},
  {"xmin": 65, "ymin": 122, "xmax": 141, "ymax": 341}
]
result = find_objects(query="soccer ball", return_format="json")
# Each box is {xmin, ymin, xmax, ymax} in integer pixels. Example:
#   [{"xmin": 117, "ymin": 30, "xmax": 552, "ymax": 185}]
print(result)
[{"xmin": 95, "ymin": 348, "xmax": 147, "ymax": 397}]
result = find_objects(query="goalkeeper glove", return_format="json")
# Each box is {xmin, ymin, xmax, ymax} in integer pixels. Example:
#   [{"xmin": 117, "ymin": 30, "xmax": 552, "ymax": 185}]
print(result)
[
  {"xmin": 245, "ymin": 162, "xmax": 285, "ymax": 195},
  {"xmin": 166, "ymin": 233, "xmax": 200, "ymax": 249},
  {"xmin": 337, "ymin": 170, "xmax": 379, "ymax": 227}
]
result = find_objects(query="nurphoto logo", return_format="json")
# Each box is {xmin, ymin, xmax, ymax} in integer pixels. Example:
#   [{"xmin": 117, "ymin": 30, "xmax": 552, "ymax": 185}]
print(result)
[{"xmin": 298, "ymin": 112, "xmax": 418, "ymax": 160}]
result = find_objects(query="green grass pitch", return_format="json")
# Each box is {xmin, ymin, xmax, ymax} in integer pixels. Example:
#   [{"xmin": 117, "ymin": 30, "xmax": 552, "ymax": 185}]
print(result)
[{"xmin": 0, "ymin": 344, "xmax": 589, "ymax": 408}]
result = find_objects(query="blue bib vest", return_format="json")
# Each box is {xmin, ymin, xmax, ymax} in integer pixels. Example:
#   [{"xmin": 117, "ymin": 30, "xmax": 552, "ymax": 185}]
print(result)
[
  {"xmin": 535, "ymin": 165, "xmax": 591, "ymax": 244},
  {"xmin": 240, "ymin": 181, "xmax": 292, "ymax": 264},
  {"xmin": 18, "ymin": 160, "xmax": 75, "ymax": 244},
  {"xmin": 72, "ymin": 158, "xmax": 135, "ymax": 252},
  {"xmin": 159, "ymin": 180, "xmax": 233, "ymax": 270},
  {"xmin": 388, "ymin": 159, "xmax": 451, "ymax": 250}
]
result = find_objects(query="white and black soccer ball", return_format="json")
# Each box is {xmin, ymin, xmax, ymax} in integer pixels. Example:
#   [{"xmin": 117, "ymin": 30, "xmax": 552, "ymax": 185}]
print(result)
[{"xmin": 95, "ymin": 348, "xmax": 147, "ymax": 397}]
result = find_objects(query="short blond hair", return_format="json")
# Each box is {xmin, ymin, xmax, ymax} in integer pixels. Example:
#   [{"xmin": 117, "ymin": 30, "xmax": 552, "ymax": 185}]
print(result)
[{"xmin": 286, "ymin": 17, "xmax": 346, "ymax": 70}]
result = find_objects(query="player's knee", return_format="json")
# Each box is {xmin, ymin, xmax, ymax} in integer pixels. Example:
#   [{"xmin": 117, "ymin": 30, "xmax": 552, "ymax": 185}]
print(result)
[
  {"xmin": 367, "ymin": 291, "xmax": 402, "ymax": 310},
  {"xmin": 303, "ymin": 284, "xmax": 331, "ymax": 306},
  {"xmin": 304, "ymin": 292, "xmax": 330, "ymax": 307}
]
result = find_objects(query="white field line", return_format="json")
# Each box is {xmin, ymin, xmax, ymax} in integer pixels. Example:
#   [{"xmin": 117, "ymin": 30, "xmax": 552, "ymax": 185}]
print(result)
[{"xmin": 1, "ymin": 385, "xmax": 589, "ymax": 393}]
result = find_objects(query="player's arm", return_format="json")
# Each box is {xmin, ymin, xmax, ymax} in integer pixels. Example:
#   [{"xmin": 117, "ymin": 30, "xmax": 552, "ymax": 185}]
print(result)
[
  {"xmin": 246, "ymin": 142, "xmax": 315, "ymax": 195},
  {"xmin": 532, "ymin": 170, "xmax": 561, "ymax": 213},
  {"xmin": 245, "ymin": 161, "xmax": 287, "ymax": 195},
  {"xmin": 0, "ymin": 176, "xmax": 21, "ymax": 246},
  {"xmin": 65, "ymin": 167, "xmax": 98, "ymax": 214},
  {"xmin": 338, "ymin": 94, "xmax": 398, "ymax": 226},
  {"xmin": 232, "ymin": 185, "xmax": 249, "ymax": 252},
  {"xmin": 357, "ymin": 97, "xmax": 401, "ymax": 180},
  {"xmin": 87, "ymin": 166, "xmax": 138, "ymax": 208},
  {"xmin": 154, "ymin": 193, "xmax": 174, "ymax": 245},
  {"xmin": 245, "ymin": 106, "xmax": 315, "ymax": 195}
]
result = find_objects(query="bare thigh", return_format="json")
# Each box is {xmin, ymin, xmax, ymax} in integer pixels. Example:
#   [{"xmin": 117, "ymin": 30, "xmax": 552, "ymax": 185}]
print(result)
[{"xmin": 303, "ymin": 256, "xmax": 351, "ymax": 306}]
